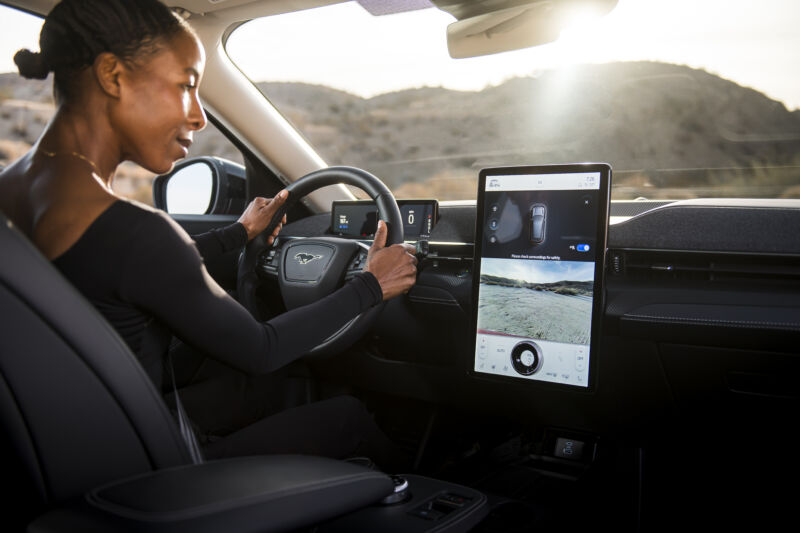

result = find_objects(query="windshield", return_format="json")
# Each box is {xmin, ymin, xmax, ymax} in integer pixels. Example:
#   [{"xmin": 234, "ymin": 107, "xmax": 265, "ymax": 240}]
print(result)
[{"xmin": 227, "ymin": 0, "xmax": 800, "ymax": 201}]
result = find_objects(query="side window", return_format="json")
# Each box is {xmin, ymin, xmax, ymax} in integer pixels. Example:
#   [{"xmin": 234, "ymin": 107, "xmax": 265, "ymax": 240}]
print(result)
[
  {"xmin": 0, "ymin": 5, "xmax": 44, "ymax": 172},
  {"xmin": 0, "ymin": 4, "xmax": 242, "ymax": 205}
]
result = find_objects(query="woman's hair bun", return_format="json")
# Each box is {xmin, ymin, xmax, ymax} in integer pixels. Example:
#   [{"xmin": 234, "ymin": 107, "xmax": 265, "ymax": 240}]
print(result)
[{"xmin": 14, "ymin": 49, "xmax": 51, "ymax": 80}]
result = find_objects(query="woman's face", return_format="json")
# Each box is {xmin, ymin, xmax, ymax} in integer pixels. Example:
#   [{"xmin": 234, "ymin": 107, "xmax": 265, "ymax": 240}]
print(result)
[{"xmin": 112, "ymin": 30, "xmax": 207, "ymax": 174}]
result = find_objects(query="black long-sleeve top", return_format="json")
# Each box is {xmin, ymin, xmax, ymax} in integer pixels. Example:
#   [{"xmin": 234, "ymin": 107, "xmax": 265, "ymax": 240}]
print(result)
[{"xmin": 52, "ymin": 200, "xmax": 382, "ymax": 388}]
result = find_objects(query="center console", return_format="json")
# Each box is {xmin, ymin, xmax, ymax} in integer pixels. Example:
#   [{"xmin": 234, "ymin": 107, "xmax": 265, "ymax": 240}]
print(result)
[{"xmin": 319, "ymin": 474, "xmax": 488, "ymax": 532}]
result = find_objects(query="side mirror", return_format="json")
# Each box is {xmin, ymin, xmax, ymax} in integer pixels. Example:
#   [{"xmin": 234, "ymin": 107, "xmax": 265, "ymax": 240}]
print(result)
[{"xmin": 153, "ymin": 157, "xmax": 246, "ymax": 215}]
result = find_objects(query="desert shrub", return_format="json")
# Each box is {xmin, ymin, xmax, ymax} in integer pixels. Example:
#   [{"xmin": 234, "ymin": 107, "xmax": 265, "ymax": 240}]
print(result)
[{"xmin": 554, "ymin": 287, "xmax": 579, "ymax": 296}]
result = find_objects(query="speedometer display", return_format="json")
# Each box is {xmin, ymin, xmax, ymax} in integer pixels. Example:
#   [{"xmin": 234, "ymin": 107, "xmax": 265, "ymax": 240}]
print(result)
[{"xmin": 332, "ymin": 200, "xmax": 438, "ymax": 240}]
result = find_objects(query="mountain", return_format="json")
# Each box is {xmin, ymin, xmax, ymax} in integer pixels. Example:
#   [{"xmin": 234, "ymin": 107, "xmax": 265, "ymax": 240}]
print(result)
[
  {"xmin": 3, "ymin": 61, "xmax": 799, "ymax": 202},
  {"xmin": 257, "ymin": 62, "xmax": 800, "ymax": 198}
]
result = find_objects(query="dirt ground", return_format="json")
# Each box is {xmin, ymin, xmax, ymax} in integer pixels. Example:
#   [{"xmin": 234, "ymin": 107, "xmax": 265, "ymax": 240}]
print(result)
[{"xmin": 477, "ymin": 283, "xmax": 592, "ymax": 344}]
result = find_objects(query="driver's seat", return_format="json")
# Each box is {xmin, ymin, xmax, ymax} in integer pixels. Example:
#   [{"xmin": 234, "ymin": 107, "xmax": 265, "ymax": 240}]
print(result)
[{"xmin": 0, "ymin": 212, "xmax": 393, "ymax": 531}]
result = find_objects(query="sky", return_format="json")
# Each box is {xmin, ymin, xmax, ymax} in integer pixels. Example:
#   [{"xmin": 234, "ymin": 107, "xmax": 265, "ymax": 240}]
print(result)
[
  {"xmin": 226, "ymin": 0, "xmax": 800, "ymax": 109},
  {"xmin": 481, "ymin": 258, "xmax": 595, "ymax": 284},
  {"xmin": 1, "ymin": 0, "xmax": 799, "ymax": 109}
]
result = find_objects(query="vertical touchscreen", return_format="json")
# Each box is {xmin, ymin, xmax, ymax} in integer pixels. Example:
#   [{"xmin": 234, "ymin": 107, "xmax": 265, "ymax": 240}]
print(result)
[{"xmin": 472, "ymin": 164, "xmax": 610, "ymax": 389}]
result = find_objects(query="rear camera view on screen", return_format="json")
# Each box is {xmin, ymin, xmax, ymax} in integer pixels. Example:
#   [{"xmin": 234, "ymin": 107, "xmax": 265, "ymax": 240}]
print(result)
[
  {"xmin": 478, "ymin": 259, "xmax": 593, "ymax": 345},
  {"xmin": 474, "ymin": 167, "xmax": 606, "ymax": 388}
]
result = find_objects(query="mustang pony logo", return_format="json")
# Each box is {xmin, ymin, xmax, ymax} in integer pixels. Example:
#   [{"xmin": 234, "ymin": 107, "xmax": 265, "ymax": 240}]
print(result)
[{"xmin": 294, "ymin": 252, "xmax": 323, "ymax": 265}]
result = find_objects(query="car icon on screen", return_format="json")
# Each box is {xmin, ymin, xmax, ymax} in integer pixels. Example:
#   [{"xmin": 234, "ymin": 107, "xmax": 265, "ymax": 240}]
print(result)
[{"xmin": 529, "ymin": 204, "xmax": 546, "ymax": 244}]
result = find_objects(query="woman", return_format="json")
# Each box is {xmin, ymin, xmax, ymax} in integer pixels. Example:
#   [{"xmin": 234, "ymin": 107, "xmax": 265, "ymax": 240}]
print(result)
[{"xmin": 0, "ymin": 0, "xmax": 417, "ymax": 467}]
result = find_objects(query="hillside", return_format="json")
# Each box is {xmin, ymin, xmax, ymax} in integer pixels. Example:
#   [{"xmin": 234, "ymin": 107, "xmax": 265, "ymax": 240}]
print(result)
[
  {"xmin": 3, "ymin": 61, "xmax": 799, "ymax": 203},
  {"xmin": 257, "ymin": 62, "xmax": 800, "ymax": 199},
  {"xmin": 480, "ymin": 275, "xmax": 593, "ymax": 297}
]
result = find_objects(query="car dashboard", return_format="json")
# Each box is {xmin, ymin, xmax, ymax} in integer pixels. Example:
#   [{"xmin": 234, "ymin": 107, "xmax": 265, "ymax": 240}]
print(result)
[
  {"xmin": 253, "ymin": 195, "xmax": 800, "ymax": 529},
  {"xmin": 265, "ymin": 197, "xmax": 800, "ymax": 409}
]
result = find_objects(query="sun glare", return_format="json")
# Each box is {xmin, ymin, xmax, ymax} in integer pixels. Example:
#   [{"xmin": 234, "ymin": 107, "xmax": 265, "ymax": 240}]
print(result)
[{"xmin": 222, "ymin": 0, "xmax": 800, "ymax": 108}]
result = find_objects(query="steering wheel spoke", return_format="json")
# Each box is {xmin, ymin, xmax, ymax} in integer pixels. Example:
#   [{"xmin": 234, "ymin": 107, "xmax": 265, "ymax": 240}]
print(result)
[{"xmin": 344, "ymin": 243, "xmax": 370, "ymax": 282}]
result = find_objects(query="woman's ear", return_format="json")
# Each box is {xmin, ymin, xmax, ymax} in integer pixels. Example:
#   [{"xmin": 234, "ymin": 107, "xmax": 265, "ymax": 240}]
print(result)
[{"xmin": 93, "ymin": 52, "xmax": 124, "ymax": 98}]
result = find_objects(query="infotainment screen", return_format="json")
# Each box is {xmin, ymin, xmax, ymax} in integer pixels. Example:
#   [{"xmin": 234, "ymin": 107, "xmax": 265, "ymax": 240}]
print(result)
[{"xmin": 471, "ymin": 164, "xmax": 610, "ymax": 390}]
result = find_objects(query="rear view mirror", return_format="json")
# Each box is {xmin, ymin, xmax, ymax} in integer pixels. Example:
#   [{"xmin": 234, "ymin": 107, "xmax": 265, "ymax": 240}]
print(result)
[
  {"xmin": 153, "ymin": 156, "xmax": 246, "ymax": 215},
  {"xmin": 446, "ymin": 0, "xmax": 618, "ymax": 59}
]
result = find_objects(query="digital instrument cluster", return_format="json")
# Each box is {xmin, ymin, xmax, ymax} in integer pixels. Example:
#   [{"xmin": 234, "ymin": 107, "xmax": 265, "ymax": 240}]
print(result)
[{"xmin": 331, "ymin": 200, "xmax": 438, "ymax": 240}]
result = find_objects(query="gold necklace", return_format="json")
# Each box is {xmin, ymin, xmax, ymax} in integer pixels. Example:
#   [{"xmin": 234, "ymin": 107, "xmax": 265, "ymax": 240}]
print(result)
[{"xmin": 39, "ymin": 148, "xmax": 101, "ymax": 176}]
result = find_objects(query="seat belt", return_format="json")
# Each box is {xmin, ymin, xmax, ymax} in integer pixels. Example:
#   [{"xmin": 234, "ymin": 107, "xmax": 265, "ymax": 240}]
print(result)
[{"xmin": 167, "ymin": 353, "xmax": 204, "ymax": 464}]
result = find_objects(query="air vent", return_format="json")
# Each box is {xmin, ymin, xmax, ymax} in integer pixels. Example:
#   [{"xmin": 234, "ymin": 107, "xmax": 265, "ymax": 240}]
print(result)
[{"xmin": 608, "ymin": 249, "xmax": 800, "ymax": 284}]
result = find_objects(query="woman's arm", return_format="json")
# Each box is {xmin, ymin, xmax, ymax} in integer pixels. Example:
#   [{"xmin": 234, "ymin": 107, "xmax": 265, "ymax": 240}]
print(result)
[
  {"xmin": 192, "ymin": 223, "xmax": 247, "ymax": 260},
  {"xmin": 191, "ymin": 194, "xmax": 286, "ymax": 261},
  {"xmin": 120, "ymin": 209, "xmax": 381, "ymax": 374}
]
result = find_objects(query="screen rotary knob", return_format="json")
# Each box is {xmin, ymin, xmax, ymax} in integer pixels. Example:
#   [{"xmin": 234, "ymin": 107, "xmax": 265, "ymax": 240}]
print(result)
[{"xmin": 511, "ymin": 341, "xmax": 543, "ymax": 376}]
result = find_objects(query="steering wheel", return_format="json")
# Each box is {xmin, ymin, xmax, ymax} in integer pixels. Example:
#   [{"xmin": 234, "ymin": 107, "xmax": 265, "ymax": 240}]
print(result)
[{"xmin": 237, "ymin": 166, "xmax": 403, "ymax": 356}]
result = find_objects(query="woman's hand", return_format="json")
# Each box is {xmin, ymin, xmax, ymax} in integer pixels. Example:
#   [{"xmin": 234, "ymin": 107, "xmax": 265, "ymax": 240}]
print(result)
[
  {"xmin": 364, "ymin": 220, "xmax": 418, "ymax": 300},
  {"xmin": 238, "ymin": 190, "xmax": 288, "ymax": 244}
]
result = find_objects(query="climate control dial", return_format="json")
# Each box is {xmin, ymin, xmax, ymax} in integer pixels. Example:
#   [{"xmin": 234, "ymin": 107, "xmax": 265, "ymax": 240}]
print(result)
[{"xmin": 511, "ymin": 341, "xmax": 543, "ymax": 376}]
